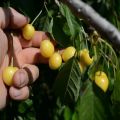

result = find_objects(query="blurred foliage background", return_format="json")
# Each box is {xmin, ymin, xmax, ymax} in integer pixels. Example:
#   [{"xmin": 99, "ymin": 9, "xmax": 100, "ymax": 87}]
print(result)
[{"xmin": 0, "ymin": 0, "xmax": 120, "ymax": 120}]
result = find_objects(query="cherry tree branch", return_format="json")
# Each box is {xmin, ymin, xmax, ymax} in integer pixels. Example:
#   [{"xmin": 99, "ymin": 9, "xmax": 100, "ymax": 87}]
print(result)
[{"xmin": 60, "ymin": 0, "xmax": 120, "ymax": 49}]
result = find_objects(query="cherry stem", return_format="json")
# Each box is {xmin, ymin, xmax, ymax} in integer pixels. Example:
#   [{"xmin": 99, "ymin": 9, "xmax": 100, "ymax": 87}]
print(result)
[{"xmin": 31, "ymin": 9, "xmax": 43, "ymax": 25}]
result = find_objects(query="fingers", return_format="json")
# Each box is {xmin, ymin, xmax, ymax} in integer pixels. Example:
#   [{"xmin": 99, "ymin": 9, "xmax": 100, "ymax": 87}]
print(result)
[
  {"xmin": 13, "ymin": 69, "xmax": 29, "ymax": 88},
  {"xmin": 19, "ymin": 31, "xmax": 49, "ymax": 48},
  {"xmin": 14, "ymin": 47, "xmax": 48, "ymax": 67},
  {"xmin": 13, "ymin": 32, "xmax": 51, "ymax": 66},
  {"xmin": 9, "ymin": 86, "xmax": 29, "ymax": 100},
  {"xmin": 9, "ymin": 64, "xmax": 39, "ymax": 100},
  {"xmin": 13, "ymin": 64, "xmax": 39, "ymax": 88},
  {"xmin": 0, "ymin": 7, "xmax": 28, "ymax": 29},
  {"xmin": 0, "ymin": 29, "xmax": 8, "ymax": 67}
]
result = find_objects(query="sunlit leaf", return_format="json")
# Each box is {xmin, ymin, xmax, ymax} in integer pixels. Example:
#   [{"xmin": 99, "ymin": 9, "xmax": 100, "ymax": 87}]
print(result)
[
  {"xmin": 53, "ymin": 58, "xmax": 81, "ymax": 105},
  {"xmin": 75, "ymin": 80, "xmax": 112, "ymax": 120}
]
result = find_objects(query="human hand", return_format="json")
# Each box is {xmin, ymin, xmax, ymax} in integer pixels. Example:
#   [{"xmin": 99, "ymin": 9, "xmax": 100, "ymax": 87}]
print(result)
[{"xmin": 0, "ymin": 7, "xmax": 49, "ymax": 109}]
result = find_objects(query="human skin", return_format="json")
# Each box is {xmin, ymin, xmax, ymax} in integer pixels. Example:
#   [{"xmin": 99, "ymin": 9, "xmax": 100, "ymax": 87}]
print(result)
[{"xmin": 0, "ymin": 7, "xmax": 49, "ymax": 109}]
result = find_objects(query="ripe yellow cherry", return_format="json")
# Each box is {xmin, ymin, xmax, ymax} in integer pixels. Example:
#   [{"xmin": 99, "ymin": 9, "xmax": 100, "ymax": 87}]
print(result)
[
  {"xmin": 62, "ymin": 46, "xmax": 76, "ymax": 62},
  {"xmin": 22, "ymin": 24, "xmax": 35, "ymax": 40},
  {"xmin": 49, "ymin": 52, "xmax": 62, "ymax": 70},
  {"xmin": 40, "ymin": 40, "xmax": 55, "ymax": 58},
  {"xmin": 2, "ymin": 66, "xmax": 19, "ymax": 86},
  {"xmin": 79, "ymin": 49, "xmax": 93, "ymax": 66},
  {"xmin": 95, "ymin": 71, "xmax": 109, "ymax": 92}
]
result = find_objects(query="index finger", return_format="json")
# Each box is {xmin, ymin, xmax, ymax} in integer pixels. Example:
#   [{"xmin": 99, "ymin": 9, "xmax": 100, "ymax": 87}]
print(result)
[
  {"xmin": 19, "ymin": 31, "xmax": 50, "ymax": 48},
  {"xmin": 0, "ymin": 7, "xmax": 28, "ymax": 29}
]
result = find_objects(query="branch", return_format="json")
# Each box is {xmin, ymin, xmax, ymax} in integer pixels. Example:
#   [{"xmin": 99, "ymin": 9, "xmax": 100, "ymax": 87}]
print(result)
[{"xmin": 60, "ymin": 0, "xmax": 120, "ymax": 49}]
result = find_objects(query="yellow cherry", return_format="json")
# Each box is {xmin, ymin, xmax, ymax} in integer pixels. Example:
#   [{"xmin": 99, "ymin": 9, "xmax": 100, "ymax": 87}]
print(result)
[
  {"xmin": 2, "ymin": 66, "xmax": 18, "ymax": 86},
  {"xmin": 40, "ymin": 40, "xmax": 55, "ymax": 58},
  {"xmin": 79, "ymin": 49, "xmax": 93, "ymax": 66},
  {"xmin": 22, "ymin": 24, "xmax": 35, "ymax": 40},
  {"xmin": 62, "ymin": 46, "xmax": 76, "ymax": 62},
  {"xmin": 95, "ymin": 71, "xmax": 109, "ymax": 92},
  {"xmin": 49, "ymin": 52, "xmax": 62, "ymax": 70}
]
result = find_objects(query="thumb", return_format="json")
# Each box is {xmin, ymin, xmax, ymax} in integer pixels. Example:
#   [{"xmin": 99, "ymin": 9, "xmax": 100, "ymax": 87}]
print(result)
[{"xmin": 0, "ymin": 7, "xmax": 29, "ymax": 29}]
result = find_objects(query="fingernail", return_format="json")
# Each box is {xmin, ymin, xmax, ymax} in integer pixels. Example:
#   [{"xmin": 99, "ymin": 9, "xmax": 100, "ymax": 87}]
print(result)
[
  {"xmin": 13, "ymin": 90, "xmax": 21, "ymax": 97},
  {"xmin": 26, "ymin": 16, "xmax": 30, "ymax": 23}
]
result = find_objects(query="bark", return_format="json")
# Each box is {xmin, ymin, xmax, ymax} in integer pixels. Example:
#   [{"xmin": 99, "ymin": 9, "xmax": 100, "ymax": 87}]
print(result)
[{"xmin": 60, "ymin": 0, "xmax": 120, "ymax": 49}]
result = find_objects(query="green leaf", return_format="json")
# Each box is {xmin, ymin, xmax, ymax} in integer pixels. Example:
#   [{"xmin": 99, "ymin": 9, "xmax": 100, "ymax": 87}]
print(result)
[
  {"xmin": 111, "ymin": 68, "xmax": 120, "ymax": 102},
  {"xmin": 63, "ymin": 106, "xmax": 72, "ymax": 120},
  {"xmin": 72, "ymin": 112, "xmax": 79, "ymax": 120},
  {"xmin": 18, "ymin": 99, "xmax": 33, "ymax": 114},
  {"xmin": 52, "ymin": 17, "xmax": 71, "ymax": 47},
  {"xmin": 39, "ymin": 15, "xmax": 53, "ymax": 33},
  {"xmin": 53, "ymin": 58, "xmax": 81, "ymax": 105},
  {"xmin": 88, "ymin": 56, "xmax": 101, "ymax": 80},
  {"xmin": 40, "ymin": 16, "xmax": 51, "ymax": 32},
  {"xmin": 26, "ymin": 112, "xmax": 36, "ymax": 120},
  {"xmin": 112, "ymin": 102, "xmax": 120, "ymax": 119},
  {"xmin": 48, "ymin": 18, "xmax": 53, "ymax": 34},
  {"xmin": 59, "ymin": 3, "xmax": 81, "ymax": 38},
  {"xmin": 75, "ymin": 80, "xmax": 112, "ymax": 120},
  {"xmin": 74, "ymin": 29, "xmax": 88, "ymax": 51}
]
